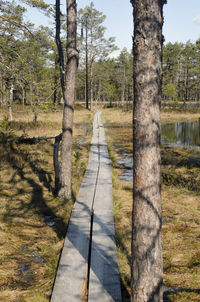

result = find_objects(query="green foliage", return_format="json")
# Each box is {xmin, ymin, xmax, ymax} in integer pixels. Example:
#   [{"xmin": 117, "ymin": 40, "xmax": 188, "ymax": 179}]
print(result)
[
  {"xmin": 163, "ymin": 83, "xmax": 177, "ymax": 100},
  {"xmin": 77, "ymin": 49, "xmax": 133, "ymax": 106},
  {"xmin": 0, "ymin": 116, "xmax": 11, "ymax": 132},
  {"xmin": 163, "ymin": 40, "xmax": 200, "ymax": 103},
  {"xmin": 73, "ymin": 151, "xmax": 81, "ymax": 165},
  {"xmin": 0, "ymin": 0, "xmax": 57, "ymax": 108}
]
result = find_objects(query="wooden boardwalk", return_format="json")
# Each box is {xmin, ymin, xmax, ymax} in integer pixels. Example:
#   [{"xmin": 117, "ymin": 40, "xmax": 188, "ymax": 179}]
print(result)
[{"xmin": 50, "ymin": 110, "xmax": 122, "ymax": 302}]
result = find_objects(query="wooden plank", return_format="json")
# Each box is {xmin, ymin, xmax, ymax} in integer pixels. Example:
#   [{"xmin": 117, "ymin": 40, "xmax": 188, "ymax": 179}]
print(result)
[
  {"xmin": 88, "ymin": 112, "xmax": 122, "ymax": 302},
  {"xmin": 51, "ymin": 114, "xmax": 99, "ymax": 302},
  {"xmin": 51, "ymin": 110, "xmax": 122, "ymax": 302}
]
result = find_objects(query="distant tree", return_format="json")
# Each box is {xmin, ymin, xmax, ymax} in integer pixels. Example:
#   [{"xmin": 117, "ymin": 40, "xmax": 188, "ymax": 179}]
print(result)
[
  {"xmin": 130, "ymin": 0, "xmax": 166, "ymax": 301},
  {"xmin": 181, "ymin": 41, "xmax": 196, "ymax": 103},
  {"xmin": 0, "ymin": 1, "xmax": 55, "ymax": 112},
  {"xmin": 78, "ymin": 2, "xmax": 117, "ymax": 109},
  {"xmin": 162, "ymin": 82, "xmax": 177, "ymax": 101},
  {"xmin": 162, "ymin": 42, "xmax": 182, "ymax": 101},
  {"xmin": 162, "ymin": 40, "xmax": 200, "ymax": 103},
  {"xmin": 194, "ymin": 39, "xmax": 200, "ymax": 101}
]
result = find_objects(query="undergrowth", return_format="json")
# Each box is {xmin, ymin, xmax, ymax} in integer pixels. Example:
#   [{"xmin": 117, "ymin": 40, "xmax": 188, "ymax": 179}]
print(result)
[
  {"xmin": 102, "ymin": 107, "xmax": 200, "ymax": 302},
  {"xmin": 0, "ymin": 105, "xmax": 93, "ymax": 301}
]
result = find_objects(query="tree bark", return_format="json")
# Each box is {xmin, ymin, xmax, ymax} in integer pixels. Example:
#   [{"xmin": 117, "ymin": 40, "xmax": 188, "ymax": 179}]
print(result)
[
  {"xmin": 55, "ymin": 0, "xmax": 65, "ymax": 98},
  {"xmin": 53, "ymin": 133, "xmax": 62, "ymax": 195},
  {"xmin": 9, "ymin": 83, "xmax": 14, "ymax": 122},
  {"xmin": 130, "ymin": 0, "xmax": 166, "ymax": 301},
  {"xmin": 59, "ymin": 0, "xmax": 78, "ymax": 199},
  {"xmin": 21, "ymin": 84, "xmax": 25, "ymax": 111},
  {"xmin": 54, "ymin": 55, "xmax": 60, "ymax": 105},
  {"xmin": 121, "ymin": 67, "xmax": 126, "ymax": 107},
  {"xmin": 85, "ymin": 21, "xmax": 89, "ymax": 109},
  {"xmin": 30, "ymin": 84, "xmax": 33, "ymax": 107}
]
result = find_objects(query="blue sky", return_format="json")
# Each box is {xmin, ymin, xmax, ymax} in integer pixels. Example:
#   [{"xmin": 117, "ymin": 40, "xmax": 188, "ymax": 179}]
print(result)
[{"xmin": 23, "ymin": 0, "xmax": 200, "ymax": 54}]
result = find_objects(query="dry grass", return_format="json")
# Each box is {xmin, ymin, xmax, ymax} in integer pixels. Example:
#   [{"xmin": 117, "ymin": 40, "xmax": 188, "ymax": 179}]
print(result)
[
  {"xmin": 0, "ymin": 104, "xmax": 93, "ymax": 301},
  {"xmin": 102, "ymin": 107, "xmax": 200, "ymax": 302},
  {"xmin": 161, "ymin": 111, "xmax": 200, "ymax": 124}
]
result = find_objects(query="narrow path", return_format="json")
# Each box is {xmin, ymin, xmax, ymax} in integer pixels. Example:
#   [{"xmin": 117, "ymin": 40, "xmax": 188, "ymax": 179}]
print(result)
[{"xmin": 51, "ymin": 110, "xmax": 122, "ymax": 302}]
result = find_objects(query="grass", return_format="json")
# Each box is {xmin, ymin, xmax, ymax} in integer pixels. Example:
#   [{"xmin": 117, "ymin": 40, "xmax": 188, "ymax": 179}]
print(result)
[
  {"xmin": 1, "ymin": 104, "xmax": 200, "ymax": 301},
  {"xmin": 102, "ymin": 107, "xmax": 200, "ymax": 302},
  {"xmin": 0, "ymin": 104, "xmax": 93, "ymax": 301}
]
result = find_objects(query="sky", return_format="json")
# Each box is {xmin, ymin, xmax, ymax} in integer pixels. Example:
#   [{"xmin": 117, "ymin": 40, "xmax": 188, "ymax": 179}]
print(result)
[{"xmin": 23, "ymin": 0, "xmax": 200, "ymax": 55}]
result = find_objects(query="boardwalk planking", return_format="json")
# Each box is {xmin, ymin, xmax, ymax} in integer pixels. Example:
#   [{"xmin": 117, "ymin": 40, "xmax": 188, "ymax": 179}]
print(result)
[{"xmin": 51, "ymin": 110, "xmax": 121, "ymax": 302}]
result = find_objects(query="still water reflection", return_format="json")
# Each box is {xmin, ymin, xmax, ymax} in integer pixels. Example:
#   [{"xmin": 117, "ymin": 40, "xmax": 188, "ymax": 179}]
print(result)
[
  {"xmin": 161, "ymin": 121, "xmax": 200, "ymax": 147},
  {"xmin": 118, "ymin": 121, "xmax": 200, "ymax": 184}
]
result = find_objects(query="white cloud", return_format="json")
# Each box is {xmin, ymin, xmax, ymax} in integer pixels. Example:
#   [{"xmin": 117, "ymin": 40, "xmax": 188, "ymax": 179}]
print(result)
[{"xmin": 193, "ymin": 15, "xmax": 200, "ymax": 24}]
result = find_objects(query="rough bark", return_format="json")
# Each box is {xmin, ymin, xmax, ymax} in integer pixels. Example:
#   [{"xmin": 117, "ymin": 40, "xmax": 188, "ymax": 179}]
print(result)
[
  {"xmin": 130, "ymin": 0, "xmax": 166, "ymax": 301},
  {"xmin": 59, "ymin": 0, "xmax": 78, "ymax": 199}
]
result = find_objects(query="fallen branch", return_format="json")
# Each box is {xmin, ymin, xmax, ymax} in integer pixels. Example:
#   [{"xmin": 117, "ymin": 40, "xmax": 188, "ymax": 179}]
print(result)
[
  {"xmin": 1, "ymin": 135, "xmax": 59, "ymax": 144},
  {"xmin": 1, "ymin": 132, "xmax": 63, "ymax": 196}
]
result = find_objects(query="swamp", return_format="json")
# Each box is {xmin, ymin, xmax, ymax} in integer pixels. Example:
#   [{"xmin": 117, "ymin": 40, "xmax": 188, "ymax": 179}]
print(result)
[
  {"xmin": 0, "ymin": 104, "xmax": 200, "ymax": 301},
  {"xmin": 0, "ymin": 105, "xmax": 200, "ymax": 301},
  {"xmin": 102, "ymin": 107, "xmax": 200, "ymax": 302}
]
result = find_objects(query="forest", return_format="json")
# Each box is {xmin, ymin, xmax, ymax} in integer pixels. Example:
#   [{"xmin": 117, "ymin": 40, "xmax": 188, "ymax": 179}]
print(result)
[
  {"xmin": 0, "ymin": 1, "xmax": 200, "ymax": 302},
  {"xmin": 1, "ymin": 1, "xmax": 200, "ymax": 111}
]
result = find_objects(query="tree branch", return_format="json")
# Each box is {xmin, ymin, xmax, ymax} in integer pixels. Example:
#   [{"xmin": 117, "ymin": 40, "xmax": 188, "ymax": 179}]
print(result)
[{"xmin": 0, "ymin": 15, "xmax": 34, "ymax": 36}]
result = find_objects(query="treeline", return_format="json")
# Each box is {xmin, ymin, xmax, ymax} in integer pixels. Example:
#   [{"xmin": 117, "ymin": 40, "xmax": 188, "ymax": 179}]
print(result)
[
  {"xmin": 76, "ymin": 48, "xmax": 133, "ymax": 108},
  {"xmin": 163, "ymin": 40, "xmax": 200, "ymax": 103},
  {"xmin": 1, "ymin": 1, "xmax": 200, "ymax": 112},
  {"xmin": 0, "ymin": 0, "xmax": 57, "ymax": 114}
]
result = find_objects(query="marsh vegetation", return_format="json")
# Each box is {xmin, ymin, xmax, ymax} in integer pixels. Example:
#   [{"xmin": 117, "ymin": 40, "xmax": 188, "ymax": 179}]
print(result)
[
  {"xmin": 102, "ymin": 107, "xmax": 200, "ymax": 302},
  {"xmin": 0, "ymin": 105, "xmax": 93, "ymax": 301}
]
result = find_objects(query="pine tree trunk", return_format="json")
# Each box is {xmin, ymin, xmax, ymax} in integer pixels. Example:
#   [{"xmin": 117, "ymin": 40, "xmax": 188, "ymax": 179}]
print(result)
[
  {"xmin": 59, "ymin": 0, "xmax": 78, "ymax": 199},
  {"xmin": 121, "ymin": 67, "xmax": 126, "ymax": 107},
  {"xmin": 30, "ymin": 84, "xmax": 33, "ymax": 107},
  {"xmin": 21, "ymin": 84, "xmax": 25, "ymax": 111},
  {"xmin": 85, "ymin": 23, "xmax": 89, "ymax": 109},
  {"xmin": 54, "ymin": 55, "xmax": 60, "ymax": 105},
  {"xmin": 130, "ymin": 1, "xmax": 166, "ymax": 301},
  {"xmin": 90, "ymin": 64, "xmax": 94, "ymax": 110},
  {"xmin": 9, "ymin": 83, "xmax": 14, "ymax": 122}
]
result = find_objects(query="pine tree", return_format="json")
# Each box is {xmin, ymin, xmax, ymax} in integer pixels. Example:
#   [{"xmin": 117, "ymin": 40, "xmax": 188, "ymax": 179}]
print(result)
[{"xmin": 130, "ymin": 0, "xmax": 166, "ymax": 301}]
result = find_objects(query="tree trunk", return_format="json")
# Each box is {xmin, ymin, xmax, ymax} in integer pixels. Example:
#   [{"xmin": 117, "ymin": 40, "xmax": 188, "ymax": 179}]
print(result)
[
  {"xmin": 89, "ymin": 33, "xmax": 94, "ymax": 111},
  {"xmin": 0, "ymin": 74, "xmax": 5, "ymax": 106},
  {"xmin": 85, "ymin": 22, "xmax": 89, "ymax": 109},
  {"xmin": 9, "ymin": 83, "xmax": 14, "ymax": 122},
  {"xmin": 54, "ymin": 133, "xmax": 62, "ymax": 195},
  {"xmin": 59, "ymin": 0, "xmax": 78, "ymax": 199},
  {"xmin": 21, "ymin": 84, "xmax": 25, "ymax": 111},
  {"xmin": 90, "ymin": 63, "xmax": 94, "ymax": 110},
  {"xmin": 121, "ymin": 67, "xmax": 126, "ymax": 107},
  {"xmin": 54, "ymin": 55, "xmax": 60, "ymax": 105},
  {"xmin": 131, "ymin": 1, "xmax": 166, "ymax": 301},
  {"xmin": 30, "ymin": 84, "xmax": 33, "ymax": 107}
]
